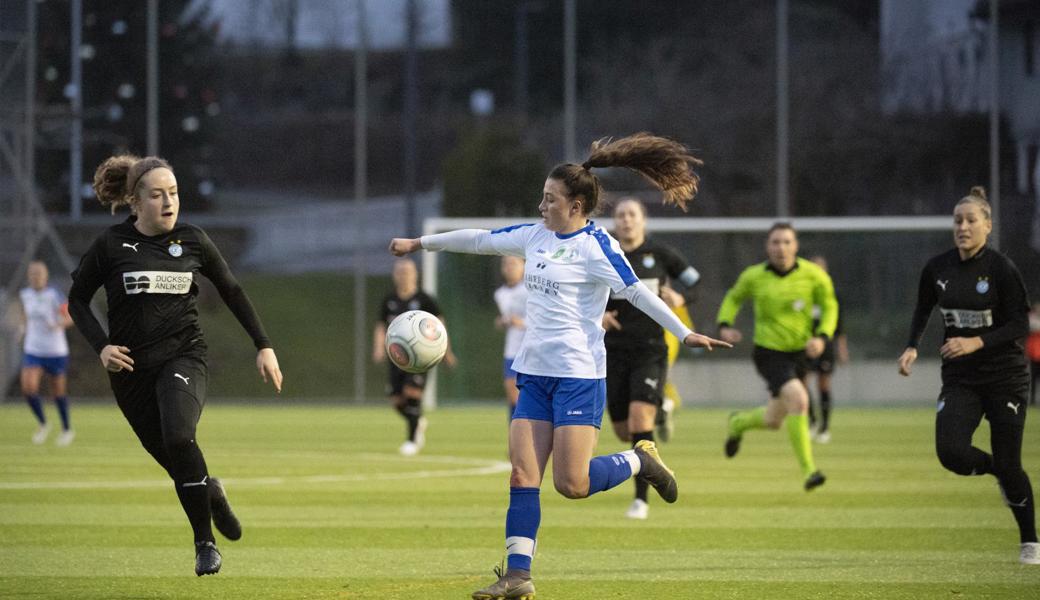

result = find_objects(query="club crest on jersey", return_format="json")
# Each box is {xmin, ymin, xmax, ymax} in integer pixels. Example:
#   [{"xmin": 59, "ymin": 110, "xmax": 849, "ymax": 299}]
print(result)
[
  {"xmin": 642, "ymin": 254, "xmax": 656, "ymax": 269},
  {"xmin": 168, "ymin": 242, "xmax": 183, "ymax": 257},
  {"xmin": 548, "ymin": 246, "xmax": 579, "ymax": 263},
  {"xmin": 975, "ymin": 278, "xmax": 989, "ymax": 294}
]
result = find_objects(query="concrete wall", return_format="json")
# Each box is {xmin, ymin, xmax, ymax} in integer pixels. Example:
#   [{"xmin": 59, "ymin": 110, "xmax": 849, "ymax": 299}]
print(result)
[{"xmin": 670, "ymin": 359, "xmax": 943, "ymax": 407}]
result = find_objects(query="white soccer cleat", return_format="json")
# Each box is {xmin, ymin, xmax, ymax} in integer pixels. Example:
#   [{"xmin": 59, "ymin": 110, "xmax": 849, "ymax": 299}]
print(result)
[
  {"xmin": 625, "ymin": 498, "xmax": 649, "ymax": 520},
  {"xmin": 657, "ymin": 398, "xmax": 675, "ymax": 443},
  {"xmin": 814, "ymin": 430, "xmax": 831, "ymax": 444},
  {"xmin": 32, "ymin": 424, "xmax": 51, "ymax": 445},
  {"xmin": 414, "ymin": 416, "xmax": 428, "ymax": 450},
  {"xmin": 399, "ymin": 441, "xmax": 420, "ymax": 457},
  {"xmin": 1021, "ymin": 542, "xmax": 1040, "ymax": 565},
  {"xmin": 56, "ymin": 429, "xmax": 76, "ymax": 447}
]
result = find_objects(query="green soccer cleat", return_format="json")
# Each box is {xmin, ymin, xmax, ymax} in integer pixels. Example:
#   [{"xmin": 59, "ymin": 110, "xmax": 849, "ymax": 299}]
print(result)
[
  {"xmin": 471, "ymin": 563, "xmax": 535, "ymax": 600},
  {"xmin": 633, "ymin": 439, "xmax": 678, "ymax": 504}
]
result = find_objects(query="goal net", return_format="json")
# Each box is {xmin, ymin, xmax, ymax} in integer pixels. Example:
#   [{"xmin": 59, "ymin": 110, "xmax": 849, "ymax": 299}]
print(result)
[{"xmin": 420, "ymin": 215, "xmax": 952, "ymax": 407}]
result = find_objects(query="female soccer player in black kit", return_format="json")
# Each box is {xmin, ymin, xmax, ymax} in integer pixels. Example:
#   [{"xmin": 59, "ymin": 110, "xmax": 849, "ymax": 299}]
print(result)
[
  {"xmin": 69, "ymin": 155, "xmax": 284, "ymax": 576},
  {"xmin": 605, "ymin": 197, "xmax": 700, "ymax": 520},
  {"xmin": 898, "ymin": 186, "xmax": 1038, "ymax": 565}
]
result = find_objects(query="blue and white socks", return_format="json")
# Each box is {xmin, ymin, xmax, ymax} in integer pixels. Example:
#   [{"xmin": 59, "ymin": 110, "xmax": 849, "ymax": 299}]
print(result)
[
  {"xmin": 505, "ymin": 487, "xmax": 540, "ymax": 572},
  {"xmin": 587, "ymin": 449, "xmax": 640, "ymax": 495}
]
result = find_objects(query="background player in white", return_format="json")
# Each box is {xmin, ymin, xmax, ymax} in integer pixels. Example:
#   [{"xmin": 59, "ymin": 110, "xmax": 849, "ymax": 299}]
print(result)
[
  {"xmin": 494, "ymin": 255, "xmax": 527, "ymax": 416},
  {"xmin": 18, "ymin": 260, "xmax": 75, "ymax": 446},
  {"xmin": 390, "ymin": 132, "xmax": 730, "ymax": 600}
]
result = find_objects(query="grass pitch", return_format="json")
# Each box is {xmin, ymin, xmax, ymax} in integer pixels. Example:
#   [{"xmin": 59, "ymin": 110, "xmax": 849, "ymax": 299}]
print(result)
[{"xmin": 1, "ymin": 403, "xmax": 1038, "ymax": 599}]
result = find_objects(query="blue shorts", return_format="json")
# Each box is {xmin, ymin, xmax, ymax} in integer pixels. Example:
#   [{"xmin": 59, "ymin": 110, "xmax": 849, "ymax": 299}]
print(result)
[
  {"xmin": 512, "ymin": 373, "xmax": 606, "ymax": 428},
  {"xmin": 503, "ymin": 358, "xmax": 518, "ymax": 380},
  {"xmin": 23, "ymin": 354, "xmax": 69, "ymax": 376}
]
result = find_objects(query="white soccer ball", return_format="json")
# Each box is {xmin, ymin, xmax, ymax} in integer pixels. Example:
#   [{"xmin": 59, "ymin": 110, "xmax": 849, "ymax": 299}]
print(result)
[{"xmin": 385, "ymin": 310, "xmax": 448, "ymax": 374}]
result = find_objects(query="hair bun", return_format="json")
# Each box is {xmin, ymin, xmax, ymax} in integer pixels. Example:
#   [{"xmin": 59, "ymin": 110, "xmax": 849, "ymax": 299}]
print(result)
[{"xmin": 969, "ymin": 186, "xmax": 987, "ymax": 201}]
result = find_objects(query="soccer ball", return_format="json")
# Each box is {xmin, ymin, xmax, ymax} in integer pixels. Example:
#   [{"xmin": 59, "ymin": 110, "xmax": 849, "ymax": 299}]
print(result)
[{"xmin": 385, "ymin": 310, "xmax": 448, "ymax": 373}]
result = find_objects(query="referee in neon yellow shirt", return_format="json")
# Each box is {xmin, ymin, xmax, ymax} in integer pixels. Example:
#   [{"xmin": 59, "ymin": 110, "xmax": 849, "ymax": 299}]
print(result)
[{"xmin": 716, "ymin": 222, "xmax": 836, "ymax": 491}]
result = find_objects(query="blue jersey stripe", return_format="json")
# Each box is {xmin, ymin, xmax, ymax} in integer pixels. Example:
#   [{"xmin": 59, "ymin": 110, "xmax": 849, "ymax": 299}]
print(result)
[
  {"xmin": 591, "ymin": 229, "xmax": 638, "ymax": 287},
  {"xmin": 491, "ymin": 223, "xmax": 536, "ymax": 235}
]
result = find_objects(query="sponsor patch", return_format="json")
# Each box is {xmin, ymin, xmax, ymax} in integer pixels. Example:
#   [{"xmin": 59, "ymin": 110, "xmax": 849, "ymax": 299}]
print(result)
[
  {"xmin": 122, "ymin": 271, "xmax": 193, "ymax": 295},
  {"xmin": 940, "ymin": 307, "xmax": 992, "ymax": 329}
]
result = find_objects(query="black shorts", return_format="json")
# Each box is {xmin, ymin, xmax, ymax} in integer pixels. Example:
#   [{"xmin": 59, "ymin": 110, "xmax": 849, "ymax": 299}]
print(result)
[
  {"xmin": 939, "ymin": 379, "xmax": 1029, "ymax": 428},
  {"xmin": 606, "ymin": 345, "xmax": 667, "ymax": 423},
  {"xmin": 753, "ymin": 345, "xmax": 808, "ymax": 397},
  {"xmin": 387, "ymin": 363, "xmax": 426, "ymax": 397},
  {"xmin": 808, "ymin": 340, "xmax": 836, "ymax": 374}
]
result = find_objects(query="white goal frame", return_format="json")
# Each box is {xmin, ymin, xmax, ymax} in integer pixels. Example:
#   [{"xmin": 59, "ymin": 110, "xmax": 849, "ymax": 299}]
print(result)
[{"xmin": 420, "ymin": 215, "xmax": 952, "ymax": 408}]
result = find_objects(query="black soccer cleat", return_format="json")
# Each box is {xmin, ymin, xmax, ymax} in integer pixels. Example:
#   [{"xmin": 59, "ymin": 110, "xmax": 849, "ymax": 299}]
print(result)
[
  {"xmin": 804, "ymin": 470, "xmax": 826, "ymax": 492},
  {"xmin": 209, "ymin": 477, "xmax": 242, "ymax": 541},
  {"xmin": 724, "ymin": 412, "xmax": 742, "ymax": 458},
  {"xmin": 194, "ymin": 541, "xmax": 222, "ymax": 576},
  {"xmin": 633, "ymin": 440, "xmax": 678, "ymax": 504}
]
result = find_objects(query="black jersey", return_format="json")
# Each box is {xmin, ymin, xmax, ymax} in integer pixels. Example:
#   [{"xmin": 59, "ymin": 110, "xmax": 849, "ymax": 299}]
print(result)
[
  {"xmin": 605, "ymin": 237, "xmax": 699, "ymax": 350},
  {"xmin": 69, "ymin": 216, "xmax": 271, "ymax": 369},
  {"xmin": 906, "ymin": 246, "xmax": 1030, "ymax": 383},
  {"xmin": 379, "ymin": 290, "xmax": 442, "ymax": 326}
]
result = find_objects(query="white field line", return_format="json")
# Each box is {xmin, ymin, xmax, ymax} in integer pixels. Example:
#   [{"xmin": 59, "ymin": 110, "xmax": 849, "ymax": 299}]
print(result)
[{"xmin": 0, "ymin": 454, "xmax": 510, "ymax": 490}]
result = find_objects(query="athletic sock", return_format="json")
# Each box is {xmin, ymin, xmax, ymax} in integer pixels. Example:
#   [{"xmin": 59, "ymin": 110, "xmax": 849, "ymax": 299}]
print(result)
[
  {"xmin": 55, "ymin": 396, "xmax": 71, "ymax": 431},
  {"xmin": 403, "ymin": 398, "xmax": 422, "ymax": 441},
  {"xmin": 785, "ymin": 413, "xmax": 817, "ymax": 478},
  {"xmin": 729, "ymin": 406, "xmax": 766, "ymax": 437},
  {"xmin": 505, "ymin": 487, "xmax": 540, "ymax": 572},
  {"xmin": 26, "ymin": 395, "xmax": 46, "ymax": 424},
  {"xmin": 998, "ymin": 473, "xmax": 1038, "ymax": 544},
  {"xmin": 175, "ymin": 476, "xmax": 215, "ymax": 543},
  {"xmin": 807, "ymin": 397, "xmax": 817, "ymax": 428},
  {"xmin": 587, "ymin": 450, "xmax": 638, "ymax": 496},
  {"xmin": 631, "ymin": 431, "xmax": 654, "ymax": 502},
  {"xmin": 819, "ymin": 390, "xmax": 832, "ymax": 432}
]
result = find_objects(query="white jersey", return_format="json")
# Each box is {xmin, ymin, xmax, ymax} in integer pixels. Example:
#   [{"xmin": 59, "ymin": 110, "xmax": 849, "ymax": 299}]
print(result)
[
  {"xmin": 494, "ymin": 282, "xmax": 528, "ymax": 359},
  {"xmin": 19, "ymin": 286, "xmax": 70, "ymax": 357},
  {"xmin": 424, "ymin": 222, "xmax": 649, "ymax": 379}
]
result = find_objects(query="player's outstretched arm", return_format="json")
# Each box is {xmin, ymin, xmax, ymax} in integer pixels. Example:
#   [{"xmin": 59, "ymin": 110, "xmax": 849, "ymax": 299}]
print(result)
[{"xmin": 682, "ymin": 332, "xmax": 732, "ymax": 351}]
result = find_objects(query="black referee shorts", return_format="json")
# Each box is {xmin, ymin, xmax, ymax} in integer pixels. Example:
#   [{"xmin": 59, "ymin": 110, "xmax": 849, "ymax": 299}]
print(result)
[
  {"xmin": 606, "ymin": 344, "xmax": 667, "ymax": 423},
  {"xmin": 753, "ymin": 345, "xmax": 808, "ymax": 397}
]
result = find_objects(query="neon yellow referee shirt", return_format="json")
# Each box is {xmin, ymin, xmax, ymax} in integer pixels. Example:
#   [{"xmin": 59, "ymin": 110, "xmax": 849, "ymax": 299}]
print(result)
[{"xmin": 716, "ymin": 257, "xmax": 838, "ymax": 352}]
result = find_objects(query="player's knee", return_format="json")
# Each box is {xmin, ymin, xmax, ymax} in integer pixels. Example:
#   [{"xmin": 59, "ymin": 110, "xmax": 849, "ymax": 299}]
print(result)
[
  {"xmin": 553, "ymin": 477, "xmax": 589, "ymax": 499},
  {"xmin": 509, "ymin": 464, "xmax": 539, "ymax": 488},
  {"xmin": 764, "ymin": 416, "xmax": 783, "ymax": 429},
  {"xmin": 935, "ymin": 444, "xmax": 975, "ymax": 475},
  {"xmin": 162, "ymin": 431, "xmax": 198, "ymax": 457}
]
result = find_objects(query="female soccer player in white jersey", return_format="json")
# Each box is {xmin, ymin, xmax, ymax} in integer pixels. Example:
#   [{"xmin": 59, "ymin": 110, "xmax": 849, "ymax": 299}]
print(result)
[
  {"xmin": 390, "ymin": 133, "xmax": 730, "ymax": 599},
  {"xmin": 494, "ymin": 255, "xmax": 528, "ymax": 416},
  {"xmin": 18, "ymin": 260, "xmax": 75, "ymax": 445}
]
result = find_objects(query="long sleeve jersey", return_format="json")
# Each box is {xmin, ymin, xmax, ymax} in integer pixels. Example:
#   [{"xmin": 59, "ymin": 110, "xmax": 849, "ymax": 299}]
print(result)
[
  {"xmin": 69, "ymin": 216, "xmax": 271, "ymax": 369},
  {"xmin": 421, "ymin": 221, "xmax": 693, "ymax": 379},
  {"xmin": 905, "ymin": 245, "xmax": 1029, "ymax": 383},
  {"xmin": 716, "ymin": 257, "xmax": 838, "ymax": 352}
]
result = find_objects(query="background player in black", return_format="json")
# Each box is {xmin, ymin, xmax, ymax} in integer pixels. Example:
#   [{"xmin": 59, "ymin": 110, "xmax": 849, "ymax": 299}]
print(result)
[
  {"xmin": 805, "ymin": 255, "xmax": 848, "ymax": 444},
  {"xmin": 69, "ymin": 155, "xmax": 284, "ymax": 576},
  {"xmin": 372, "ymin": 257, "xmax": 455, "ymax": 456},
  {"xmin": 604, "ymin": 197, "xmax": 700, "ymax": 520},
  {"xmin": 898, "ymin": 186, "xmax": 1038, "ymax": 565}
]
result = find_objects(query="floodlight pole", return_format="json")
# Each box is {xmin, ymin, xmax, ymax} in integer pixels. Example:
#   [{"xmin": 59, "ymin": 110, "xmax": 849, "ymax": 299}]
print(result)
[
  {"xmin": 69, "ymin": 0, "xmax": 82, "ymax": 219},
  {"xmin": 776, "ymin": 0, "xmax": 790, "ymax": 218},
  {"xmin": 563, "ymin": 0, "xmax": 576, "ymax": 161},
  {"xmin": 988, "ymin": 0, "xmax": 1000, "ymax": 248},
  {"xmin": 147, "ymin": 0, "xmax": 159, "ymax": 156},
  {"xmin": 353, "ymin": 0, "xmax": 369, "ymax": 403}
]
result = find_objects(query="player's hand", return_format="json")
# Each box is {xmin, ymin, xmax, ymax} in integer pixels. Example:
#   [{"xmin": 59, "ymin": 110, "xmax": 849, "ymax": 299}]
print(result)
[
  {"xmin": 897, "ymin": 347, "xmax": 917, "ymax": 377},
  {"xmin": 389, "ymin": 238, "xmax": 422, "ymax": 256},
  {"xmin": 100, "ymin": 345, "xmax": 134, "ymax": 372},
  {"xmin": 805, "ymin": 336, "xmax": 826, "ymax": 359},
  {"xmin": 683, "ymin": 332, "xmax": 732, "ymax": 351},
  {"xmin": 257, "ymin": 348, "xmax": 283, "ymax": 393},
  {"xmin": 659, "ymin": 286, "xmax": 684, "ymax": 309},
  {"xmin": 718, "ymin": 326, "xmax": 742, "ymax": 344},
  {"xmin": 602, "ymin": 310, "xmax": 622, "ymax": 331},
  {"xmin": 940, "ymin": 336, "xmax": 983, "ymax": 360}
]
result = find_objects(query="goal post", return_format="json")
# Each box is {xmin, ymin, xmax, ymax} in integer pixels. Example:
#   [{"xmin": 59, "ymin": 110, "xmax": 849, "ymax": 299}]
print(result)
[{"xmin": 420, "ymin": 215, "xmax": 953, "ymax": 408}]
